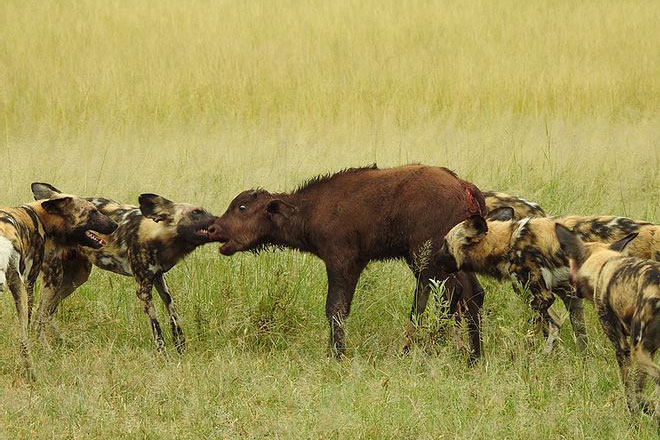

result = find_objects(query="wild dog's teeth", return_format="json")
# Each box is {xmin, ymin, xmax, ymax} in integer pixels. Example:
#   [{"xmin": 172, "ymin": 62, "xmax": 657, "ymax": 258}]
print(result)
[{"xmin": 86, "ymin": 231, "xmax": 106, "ymax": 245}]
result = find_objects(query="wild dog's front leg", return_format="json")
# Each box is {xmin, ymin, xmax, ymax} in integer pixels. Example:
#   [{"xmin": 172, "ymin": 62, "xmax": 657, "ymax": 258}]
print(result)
[
  {"xmin": 36, "ymin": 251, "xmax": 91, "ymax": 346},
  {"xmin": 35, "ymin": 286, "xmax": 61, "ymax": 347},
  {"xmin": 595, "ymin": 302, "xmax": 637, "ymax": 412},
  {"xmin": 35, "ymin": 254, "xmax": 65, "ymax": 346},
  {"xmin": 630, "ymin": 344, "xmax": 660, "ymax": 422},
  {"xmin": 154, "ymin": 274, "xmax": 185, "ymax": 354},
  {"xmin": 7, "ymin": 271, "xmax": 36, "ymax": 380},
  {"xmin": 556, "ymin": 284, "xmax": 588, "ymax": 352},
  {"xmin": 136, "ymin": 280, "xmax": 165, "ymax": 352},
  {"xmin": 527, "ymin": 281, "xmax": 561, "ymax": 354}
]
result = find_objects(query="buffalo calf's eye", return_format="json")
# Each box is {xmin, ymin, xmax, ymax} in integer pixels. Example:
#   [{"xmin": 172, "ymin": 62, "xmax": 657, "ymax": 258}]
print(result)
[{"xmin": 239, "ymin": 205, "xmax": 247, "ymax": 211}]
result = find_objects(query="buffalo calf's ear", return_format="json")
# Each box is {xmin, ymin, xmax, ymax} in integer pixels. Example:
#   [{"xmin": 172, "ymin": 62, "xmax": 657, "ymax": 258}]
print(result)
[
  {"xmin": 487, "ymin": 206, "xmax": 515, "ymax": 222},
  {"xmin": 266, "ymin": 199, "xmax": 297, "ymax": 220},
  {"xmin": 555, "ymin": 223, "xmax": 586, "ymax": 264},
  {"xmin": 139, "ymin": 193, "xmax": 175, "ymax": 223},
  {"xmin": 609, "ymin": 232, "xmax": 639, "ymax": 252},
  {"xmin": 41, "ymin": 196, "xmax": 74, "ymax": 216},
  {"xmin": 32, "ymin": 182, "xmax": 62, "ymax": 200}
]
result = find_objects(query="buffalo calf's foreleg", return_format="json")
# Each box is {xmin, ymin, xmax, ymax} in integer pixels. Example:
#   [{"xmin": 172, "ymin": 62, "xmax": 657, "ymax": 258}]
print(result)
[{"xmin": 325, "ymin": 263, "xmax": 362, "ymax": 359}]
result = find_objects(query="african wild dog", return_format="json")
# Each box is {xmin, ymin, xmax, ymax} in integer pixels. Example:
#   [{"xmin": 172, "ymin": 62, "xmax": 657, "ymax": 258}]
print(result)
[
  {"xmin": 483, "ymin": 190, "xmax": 546, "ymax": 219},
  {"xmin": 35, "ymin": 191, "xmax": 217, "ymax": 353},
  {"xmin": 481, "ymin": 191, "xmax": 547, "ymax": 307},
  {"xmin": 0, "ymin": 183, "xmax": 117, "ymax": 379},
  {"xmin": 207, "ymin": 164, "xmax": 487, "ymax": 362},
  {"xmin": 437, "ymin": 207, "xmax": 659, "ymax": 353},
  {"xmin": 556, "ymin": 224, "xmax": 659, "ymax": 424}
]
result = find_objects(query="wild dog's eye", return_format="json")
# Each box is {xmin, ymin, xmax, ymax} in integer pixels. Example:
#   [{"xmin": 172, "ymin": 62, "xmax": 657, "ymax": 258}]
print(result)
[
  {"xmin": 192, "ymin": 209, "xmax": 204, "ymax": 217},
  {"xmin": 239, "ymin": 205, "xmax": 247, "ymax": 211}
]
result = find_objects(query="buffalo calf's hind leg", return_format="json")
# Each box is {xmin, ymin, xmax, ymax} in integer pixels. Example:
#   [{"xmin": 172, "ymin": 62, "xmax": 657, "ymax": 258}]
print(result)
[
  {"xmin": 453, "ymin": 272, "xmax": 485, "ymax": 364},
  {"xmin": 403, "ymin": 273, "xmax": 434, "ymax": 353},
  {"xmin": 154, "ymin": 274, "xmax": 185, "ymax": 354}
]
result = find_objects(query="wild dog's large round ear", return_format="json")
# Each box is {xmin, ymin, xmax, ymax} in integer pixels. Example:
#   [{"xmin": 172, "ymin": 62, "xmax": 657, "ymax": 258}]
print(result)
[
  {"xmin": 609, "ymin": 232, "xmax": 639, "ymax": 252},
  {"xmin": 138, "ymin": 193, "xmax": 175, "ymax": 223},
  {"xmin": 555, "ymin": 223, "xmax": 586, "ymax": 263},
  {"xmin": 41, "ymin": 196, "xmax": 73, "ymax": 215},
  {"xmin": 31, "ymin": 182, "xmax": 62, "ymax": 200},
  {"xmin": 465, "ymin": 214, "xmax": 488, "ymax": 237},
  {"xmin": 486, "ymin": 206, "xmax": 515, "ymax": 222}
]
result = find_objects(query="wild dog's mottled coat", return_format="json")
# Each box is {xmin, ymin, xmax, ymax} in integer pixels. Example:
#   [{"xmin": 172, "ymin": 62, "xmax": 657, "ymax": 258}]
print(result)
[
  {"xmin": 483, "ymin": 190, "xmax": 546, "ymax": 219},
  {"xmin": 438, "ymin": 211, "xmax": 659, "ymax": 353},
  {"xmin": 36, "ymin": 194, "xmax": 217, "ymax": 352},
  {"xmin": 556, "ymin": 225, "xmax": 659, "ymax": 424},
  {"xmin": 0, "ymin": 183, "xmax": 117, "ymax": 378}
]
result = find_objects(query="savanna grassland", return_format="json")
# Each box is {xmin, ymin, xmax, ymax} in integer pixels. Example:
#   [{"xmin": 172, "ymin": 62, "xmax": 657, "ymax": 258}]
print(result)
[{"xmin": 1, "ymin": 1, "xmax": 659, "ymax": 438}]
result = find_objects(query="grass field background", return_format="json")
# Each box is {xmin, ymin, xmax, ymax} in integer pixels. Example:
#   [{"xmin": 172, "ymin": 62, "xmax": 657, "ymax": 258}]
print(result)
[{"xmin": 1, "ymin": 1, "xmax": 659, "ymax": 438}]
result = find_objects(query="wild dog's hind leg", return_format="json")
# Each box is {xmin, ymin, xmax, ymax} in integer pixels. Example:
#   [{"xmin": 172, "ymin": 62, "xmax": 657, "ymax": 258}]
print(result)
[
  {"xmin": 136, "ymin": 279, "xmax": 166, "ymax": 352},
  {"xmin": 27, "ymin": 284, "xmax": 35, "ymax": 325},
  {"xmin": 7, "ymin": 270, "xmax": 35, "ymax": 380},
  {"xmin": 154, "ymin": 274, "xmax": 185, "ymax": 354}
]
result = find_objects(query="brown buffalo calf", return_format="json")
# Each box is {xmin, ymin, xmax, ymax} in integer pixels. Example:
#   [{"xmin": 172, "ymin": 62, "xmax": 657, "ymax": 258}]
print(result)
[
  {"xmin": 556, "ymin": 224, "xmax": 659, "ymax": 424},
  {"xmin": 208, "ymin": 164, "xmax": 487, "ymax": 362}
]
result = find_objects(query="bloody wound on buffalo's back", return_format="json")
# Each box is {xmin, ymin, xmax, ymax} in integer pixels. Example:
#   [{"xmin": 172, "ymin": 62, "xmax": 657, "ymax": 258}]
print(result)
[{"xmin": 208, "ymin": 164, "xmax": 487, "ymax": 362}]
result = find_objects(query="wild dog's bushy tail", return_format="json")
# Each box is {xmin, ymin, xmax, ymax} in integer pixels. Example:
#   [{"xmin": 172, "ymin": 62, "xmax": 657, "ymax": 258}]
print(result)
[{"xmin": 0, "ymin": 236, "xmax": 16, "ymax": 290}]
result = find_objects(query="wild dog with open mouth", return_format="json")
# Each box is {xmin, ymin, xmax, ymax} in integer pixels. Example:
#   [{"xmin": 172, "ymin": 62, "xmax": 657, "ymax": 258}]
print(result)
[
  {"xmin": 0, "ymin": 183, "xmax": 117, "ymax": 379},
  {"xmin": 35, "ymin": 190, "xmax": 217, "ymax": 353},
  {"xmin": 437, "ymin": 207, "xmax": 659, "ymax": 353},
  {"xmin": 483, "ymin": 190, "xmax": 546, "ymax": 219},
  {"xmin": 556, "ymin": 224, "xmax": 659, "ymax": 424}
]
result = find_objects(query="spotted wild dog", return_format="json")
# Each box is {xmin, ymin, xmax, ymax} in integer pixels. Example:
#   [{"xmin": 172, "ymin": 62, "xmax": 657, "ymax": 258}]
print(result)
[
  {"xmin": 437, "ymin": 207, "xmax": 659, "ymax": 353},
  {"xmin": 34, "ymin": 190, "xmax": 217, "ymax": 353},
  {"xmin": 483, "ymin": 190, "xmax": 546, "ymax": 219},
  {"xmin": 0, "ymin": 183, "xmax": 117, "ymax": 379},
  {"xmin": 556, "ymin": 224, "xmax": 659, "ymax": 424}
]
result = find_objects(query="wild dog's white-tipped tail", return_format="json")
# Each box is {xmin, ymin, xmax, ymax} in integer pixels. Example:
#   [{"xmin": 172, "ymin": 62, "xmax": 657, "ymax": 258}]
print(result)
[{"xmin": 0, "ymin": 236, "xmax": 16, "ymax": 289}]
